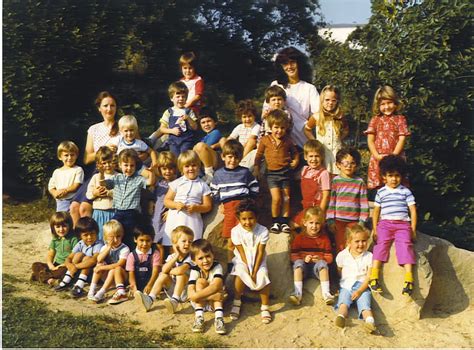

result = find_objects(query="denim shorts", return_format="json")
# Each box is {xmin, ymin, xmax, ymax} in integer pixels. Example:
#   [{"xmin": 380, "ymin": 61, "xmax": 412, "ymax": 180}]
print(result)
[
  {"xmin": 293, "ymin": 259, "xmax": 328, "ymax": 279},
  {"xmin": 334, "ymin": 281, "xmax": 372, "ymax": 318},
  {"xmin": 267, "ymin": 167, "xmax": 291, "ymax": 189}
]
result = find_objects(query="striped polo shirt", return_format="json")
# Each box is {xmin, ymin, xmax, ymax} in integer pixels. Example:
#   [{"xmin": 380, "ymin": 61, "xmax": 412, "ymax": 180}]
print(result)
[
  {"xmin": 326, "ymin": 175, "xmax": 369, "ymax": 222},
  {"xmin": 375, "ymin": 184, "xmax": 415, "ymax": 221}
]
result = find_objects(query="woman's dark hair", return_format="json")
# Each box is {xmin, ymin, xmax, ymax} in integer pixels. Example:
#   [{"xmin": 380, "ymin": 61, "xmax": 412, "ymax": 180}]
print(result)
[
  {"xmin": 274, "ymin": 47, "xmax": 313, "ymax": 86},
  {"xmin": 379, "ymin": 155, "xmax": 407, "ymax": 177},
  {"xmin": 95, "ymin": 91, "xmax": 119, "ymax": 137}
]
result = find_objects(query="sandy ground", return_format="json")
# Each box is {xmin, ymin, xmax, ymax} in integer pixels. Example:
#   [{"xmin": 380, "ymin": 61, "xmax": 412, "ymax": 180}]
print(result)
[{"xmin": 3, "ymin": 221, "xmax": 473, "ymax": 348}]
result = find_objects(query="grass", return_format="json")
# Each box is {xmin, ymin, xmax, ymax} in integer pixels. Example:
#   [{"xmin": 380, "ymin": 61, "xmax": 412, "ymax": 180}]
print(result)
[
  {"xmin": 3, "ymin": 197, "xmax": 55, "ymax": 224},
  {"xmin": 2, "ymin": 277, "xmax": 226, "ymax": 348}
]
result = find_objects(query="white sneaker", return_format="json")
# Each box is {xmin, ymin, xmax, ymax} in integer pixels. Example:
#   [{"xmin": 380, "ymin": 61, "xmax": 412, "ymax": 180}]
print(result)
[
  {"xmin": 323, "ymin": 293, "xmax": 335, "ymax": 305},
  {"xmin": 164, "ymin": 297, "xmax": 179, "ymax": 314},
  {"xmin": 135, "ymin": 290, "xmax": 153, "ymax": 312},
  {"xmin": 108, "ymin": 291, "xmax": 128, "ymax": 305},
  {"xmin": 90, "ymin": 292, "xmax": 105, "ymax": 303}
]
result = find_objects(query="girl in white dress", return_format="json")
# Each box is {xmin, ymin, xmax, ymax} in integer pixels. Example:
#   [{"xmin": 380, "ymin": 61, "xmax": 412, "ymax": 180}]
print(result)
[
  {"xmin": 163, "ymin": 151, "xmax": 212, "ymax": 247},
  {"xmin": 230, "ymin": 199, "xmax": 272, "ymax": 324}
]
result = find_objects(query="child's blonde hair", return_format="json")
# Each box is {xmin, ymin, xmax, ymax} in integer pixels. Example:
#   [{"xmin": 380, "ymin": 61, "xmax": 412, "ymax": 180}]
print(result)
[
  {"xmin": 345, "ymin": 224, "xmax": 369, "ymax": 244},
  {"xmin": 57, "ymin": 141, "xmax": 79, "ymax": 159},
  {"xmin": 103, "ymin": 219, "xmax": 124, "ymax": 238},
  {"xmin": 372, "ymin": 85, "xmax": 403, "ymax": 115},
  {"xmin": 302, "ymin": 207, "xmax": 325, "ymax": 225},
  {"xmin": 303, "ymin": 139, "xmax": 325, "ymax": 162},
  {"xmin": 267, "ymin": 109, "xmax": 291, "ymax": 129},
  {"xmin": 171, "ymin": 225, "xmax": 194, "ymax": 244},
  {"xmin": 177, "ymin": 150, "xmax": 201, "ymax": 173},
  {"xmin": 168, "ymin": 81, "xmax": 189, "ymax": 99},
  {"xmin": 157, "ymin": 151, "xmax": 177, "ymax": 171},
  {"xmin": 118, "ymin": 115, "xmax": 138, "ymax": 132},
  {"xmin": 317, "ymin": 85, "xmax": 344, "ymax": 137},
  {"xmin": 179, "ymin": 51, "xmax": 197, "ymax": 67},
  {"xmin": 49, "ymin": 212, "xmax": 73, "ymax": 238}
]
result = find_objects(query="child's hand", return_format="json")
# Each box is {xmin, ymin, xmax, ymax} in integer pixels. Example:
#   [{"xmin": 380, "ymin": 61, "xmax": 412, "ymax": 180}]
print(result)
[
  {"xmin": 253, "ymin": 167, "xmax": 260, "ymax": 180},
  {"xmin": 411, "ymin": 228, "xmax": 417, "ymax": 241},
  {"xmin": 161, "ymin": 210, "xmax": 168, "ymax": 221},
  {"xmin": 376, "ymin": 154, "xmax": 386, "ymax": 161},
  {"xmin": 56, "ymin": 189, "xmax": 68, "ymax": 199},
  {"xmin": 185, "ymin": 204, "xmax": 198, "ymax": 214},
  {"xmin": 175, "ymin": 202, "xmax": 186, "ymax": 211},
  {"xmin": 93, "ymin": 185, "xmax": 107, "ymax": 197},
  {"xmin": 304, "ymin": 255, "xmax": 312, "ymax": 263},
  {"xmin": 290, "ymin": 159, "xmax": 298, "ymax": 169},
  {"xmin": 218, "ymin": 203, "xmax": 224, "ymax": 214},
  {"xmin": 372, "ymin": 228, "xmax": 378, "ymax": 242},
  {"xmin": 170, "ymin": 127, "xmax": 181, "ymax": 136},
  {"xmin": 107, "ymin": 143, "xmax": 118, "ymax": 154},
  {"xmin": 94, "ymin": 263, "xmax": 105, "ymax": 273},
  {"xmin": 143, "ymin": 284, "xmax": 152, "ymax": 294},
  {"xmin": 129, "ymin": 283, "xmax": 137, "ymax": 294},
  {"xmin": 251, "ymin": 270, "xmax": 257, "ymax": 283},
  {"xmin": 311, "ymin": 255, "xmax": 320, "ymax": 263},
  {"xmin": 351, "ymin": 290, "xmax": 361, "ymax": 301},
  {"xmin": 172, "ymin": 243, "xmax": 180, "ymax": 255}
]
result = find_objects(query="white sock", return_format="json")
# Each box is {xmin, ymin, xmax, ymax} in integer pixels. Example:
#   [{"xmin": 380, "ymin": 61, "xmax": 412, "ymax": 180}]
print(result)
[
  {"xmin": 321, "ymin": 281, "xmax": 331, "ymax": 297},
  {"xmin": 148, "ymin": 292, "xmax": 157, "ymax": 301},
  {"xmin": 116, "ymin": 284, "xmax": 126, "ymax": 295},
  {"xmin": 95, "ymin": 288, "xmax": 105, "ymax": 298},
  {"xmin": 88, "ymin": 283, "xmax": 98, "ymax": 296},
  {"xmin": 204, "ymin": 166, "xmax": 214, "ymax": 176},
  {"xmin": 215, "ymin": 307, "xmax": 224, "ymax": 319},
  {"xmin": 60, "ymin": 272, "xmax": 73, "ymax": 286},
  {"xmin": 75, "ymin": 274, "xmax": 88, "ymax": 289},
  {"xmin": 195, "ymin": 308, "xmax": 204, "ymax": 318},
  {"xmin": 366, "ymin": 316, "xmax": 375, "ymax": 324},
  {"xmin": 294, "ymin": 281, "xmax": 303, "ymax": 296},
  {"xmin": 171, "ymin": 293, "xmax": 180, "ymax": 302}
]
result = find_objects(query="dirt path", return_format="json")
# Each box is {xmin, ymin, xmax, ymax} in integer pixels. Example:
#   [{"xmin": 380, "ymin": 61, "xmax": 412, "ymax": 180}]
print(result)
[{"xmin": 3, "ymin": 221, "xmax": 473, "ymax": 348}]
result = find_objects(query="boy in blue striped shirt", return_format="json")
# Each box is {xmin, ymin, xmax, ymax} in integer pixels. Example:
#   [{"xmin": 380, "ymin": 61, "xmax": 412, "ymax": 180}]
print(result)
[{"xmin": 369, "ymin": 155, "xmax": 417, "ymax": 296}]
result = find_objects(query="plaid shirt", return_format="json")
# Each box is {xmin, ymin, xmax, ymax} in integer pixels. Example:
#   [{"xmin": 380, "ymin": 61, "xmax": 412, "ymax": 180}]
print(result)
[{"xmin": 105, "ymin": 173, "xmax": 147, "ymax": 211}]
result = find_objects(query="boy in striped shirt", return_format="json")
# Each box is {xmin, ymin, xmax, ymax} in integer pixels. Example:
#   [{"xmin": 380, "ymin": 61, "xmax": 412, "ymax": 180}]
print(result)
[
  {"xmin": 326, "ymin": 148, "xmax": 369, "ymax": 253},
  {"xmin": 369, "ymin": 155, "xmax": 417, "ymax": 296}
]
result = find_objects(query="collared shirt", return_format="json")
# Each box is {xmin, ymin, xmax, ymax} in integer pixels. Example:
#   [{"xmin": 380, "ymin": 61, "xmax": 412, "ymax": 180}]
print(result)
[
  {"xmin": 169, "ymin": 176, "xmax": 211, "ymax": 205},
  {"xmin": 125, "ymin": 248, "xmax": 161, "ymax": 271},
  {"xmin": 105, "ymin": 173, "xmax": 147, "ymax": 211},
  {"xmin": 72, "ymin": 239, "xmax": 104, "ymax": 256},
  {"xmin": 336, "ymin": 248, "xmax": 372, "ymax": 290},
  {"xmin": 49, "ymin": 234, "xmax": 79, "ymax": 264},
  {"xmin": 255, "ymin": 134, "xmax": 298, "ymax": 171},
  {"xmin": 375, "ymin": 185, "xmax": 416, "ymax": 221},
  {"xmin": 117, "ymin": 137, "xmax": 149, "ymax": 154}
]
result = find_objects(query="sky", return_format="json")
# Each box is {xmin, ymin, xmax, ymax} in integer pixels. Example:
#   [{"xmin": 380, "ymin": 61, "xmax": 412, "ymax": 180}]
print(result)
[{"xmin": 319, "ymin": 0, "xmax": 372, "ymax": 24}]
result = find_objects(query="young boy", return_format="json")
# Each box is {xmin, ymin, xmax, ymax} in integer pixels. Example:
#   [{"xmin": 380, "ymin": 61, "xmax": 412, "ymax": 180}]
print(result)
[
  {"xmin": 370, "ymin": 155, "xmax": 417, "ymax": 296},
  {"xmin": 259, "ymin": 85, "xmax": 291, "ymax": 140},
  {"xmin": 101, "ymin": 149, "xmax": 155, "ymax": 248},
  {"xmin": 116, "ymin": 115, "xmax": 158, "ymax": 168},
  {"xmin": 179, "ymin": 51, "xmax": 204, "ymax": 115},
  {"xmin": 135, "ymin": 226, "xmax": 194, "ymax": 313},
  {"xmin": 210, "ymin": 139, "xmax": 259, "ymax": 270},
  {"xmin": 289, "ymin": 207, "xmax": 334, "ymax": 306},
  {"xmin": 254, "ymin": 109, "xmax": 299, "ymax": 233},
  {"xmin": 326, "ymin": 148, "xmax": 369, "ymax": 253},
  {"xmin": 157, "ymin": 81, "xmax": 198, "ymax": 157},
  {"xmin": 188, "ymin": 239, "xmax": 226, "ymax": 335},
  {"xmin": 220, "ymin": 100, "xmax": 260, "ymax": 171},
  {"xmin": 126, "ymin": 223, "xmax": 161, "ymax": 295},
  {"xmin": 193, "ymin": 108, "xmax": 223, "ymax": 182},
  {"xmin": 54, "ymin": 217, "xmax": 103, "ymax": 297},
  {"xmin": 88, "ymin": 220, "xmax": 130, "ymax": 304},
  {"xmin": 48, "ymin": 141, "xmax": 84, "ymax": 211}
]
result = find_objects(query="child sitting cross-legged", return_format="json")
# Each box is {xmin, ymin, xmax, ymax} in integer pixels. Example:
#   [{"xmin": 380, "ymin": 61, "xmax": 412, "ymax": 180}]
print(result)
[
  {"xmin": 334, "ymin": 224, "xmax": 376, "ymax": 333},
  {"xmin": 188, "ymin": 239, "xmax": 227, "ymax": 335},
  {"xmin": 54, "ymin": 217, "xmax": 104, "ymax": 297},
  {"xmin": 135, "ymin": 225, "xmax": 194, "ymax": 313},
  {"xmin": 88, "ymin": 220, "xmax": 130, "ymax": 304},
  {"xmin": 289, "ymin": 207, "xmax": 335, "ymax": 306}
]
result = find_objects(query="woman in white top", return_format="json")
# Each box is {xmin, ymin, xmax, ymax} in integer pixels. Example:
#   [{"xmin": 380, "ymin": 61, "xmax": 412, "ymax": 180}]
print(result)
[
  {"xmin": 265, "ymin": 47, "xmax": 320, "ymax": 148},
  {"xmin": 69, "ymin": 91, "xmax": 120, "ymax": 225}
]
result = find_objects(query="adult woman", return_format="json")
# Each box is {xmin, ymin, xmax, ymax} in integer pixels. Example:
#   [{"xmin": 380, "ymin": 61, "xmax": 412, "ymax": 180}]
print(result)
[
  {"xmin": 69, "ymin": 91, "xmax": 120, "ymax": 225},
  {"xmin": 266, "ymin": 47, "xmax": 320, "ymax": 148}
]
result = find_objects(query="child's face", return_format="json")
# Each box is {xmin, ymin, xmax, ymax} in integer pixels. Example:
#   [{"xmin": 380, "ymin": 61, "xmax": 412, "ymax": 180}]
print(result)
[
  {"xmin": 59, "ymin": 151, "xmax": 77, "ymax": 168},
  {"xmin": 182, "ymin": 162, "xmax": 199, "ymax": 180},
  {"xmin": 171, "ymin": 91, "xmax": 187, "ymax": 109},
  {"xmin": 104, "ymin": 231, "xmax": 123, "ymax": 248},
  {"xmin": 322, "ymin": 91, "xmax": 338, "ymax": 112},
  {"xmin": 382, "ymin": 171, "xmax": 402, "ymax": 189},
  {"xmin": 194, "ymin": 249, "xmax": 215, "ymax": 272},
  {"xmin": 379, "ymin": 99, "xmax": 396, "ymax": 116},
  {"xmin": 120, "ymin": 126, "xmax": 137, "ymax": 143},
  {"xmin": 241, "ymin": 112, "xmax": 255, "ymax": 128},
  {"xmin": 238, "ymin": 210, "xmax": 257, "ymax": 232},
  {"xmin": 134, "ymin": 234, "xmax": 153, "ymax": 253},
  {"xmin": 200, "ymin": 117, "xmax": 216, "ymax": 134},
  {"xmin": 282, "ymin": 60, "xmax": 299, "ymax": 81},
  {"xmin": 337, "ymin": 155, "xmax": 357, "ymax": 178},
  {"xmin": 268, "ymin": 96, "xmax": 285, "ymax": 110},
  {"xmin": 81, "ymin": 231, "xmax": 98, "ymax": 246},
  {"xmin": 181, "ymin": 64, "xmax": 196, "ymax": 80},
  {"xmin": 304, "ymin": 151, "xmax": 323, "ymax": 169},
  {"xmin": 270, "ymin": 123, "xmax": 287, "ymax": 140},
  {"xmin": 176, "ymin": 233, "xmax": 193, "ymax": 255},
  {"xmin": 54, "ymin": 223, "xmax": 69, "ymax": 238},
  {"xmin": 99, "ymin": 159, "xmax": 114, "ymax": 174},
  {"xmin": 160, "ymin": 166, "xmax": 177, "ymax": 182},
  {"xmin": 98, "ymin": 97, "xmax": 117, "ymax": 122},
  {"xmin": 222, "ymin": 154, "xmax": 241, "ymax": 170},
  {"xmin": 120, "ymin": 158, "xmax": 137, "ymax": 177},
  {"xmin": 348, "ymin": 231, "xmax": 369, "ymax": 256},
  {"xmin": 303, "ymin": 214, "xmax": 323, "ymax": 237}
]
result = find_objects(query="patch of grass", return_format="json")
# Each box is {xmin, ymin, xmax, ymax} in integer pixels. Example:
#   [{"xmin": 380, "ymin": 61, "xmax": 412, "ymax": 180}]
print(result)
[
  {"xmin": 3, "ymin": 273, "xmax": 23, "ymax": 284},
  {"xmin": 3, "ymin": 197, "xmax": 55, "ymax": 224},
  {"xmin": 2, "ymin": 294, "xmax": 226, "ymax": 348}
]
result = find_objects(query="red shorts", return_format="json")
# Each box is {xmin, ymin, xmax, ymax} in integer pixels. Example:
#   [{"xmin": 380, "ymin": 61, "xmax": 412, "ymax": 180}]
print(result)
[{"xmin": 222, "ymin": 200, "xmax": 241, "ymax": 238}]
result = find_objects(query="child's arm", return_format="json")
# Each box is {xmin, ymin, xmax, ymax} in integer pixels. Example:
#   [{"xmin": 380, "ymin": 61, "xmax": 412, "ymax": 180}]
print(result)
[
  {"xmin": 95, "ymin": 258, "xmax": 127, "ymax": 273},
  {"xmin": 170, "ymin": 263, "xmax": 191, "ymax": 276},
  {"xmin": 372, "ymin": 205, "xmax": 381, "ymax": 241},
  {"xmin": 234, "ymin": 244, "xmax": 250, "ymax": 269},
  {"xmin": 289, "ymin": 144, "xmax": 299, "ymax": 169},
  {"xmin": 46, "ymin": 249, "xmax": 57, "ymax": 270},
  {"xmin": 326, "ymin": 186, "xmax": 337, "ymax": 232},
  {"xmin": 128, "ymin": 271, "xmax": 137, "ymax": 292},
  {"xmin": 188, "ymin": 277, "xmax": 224, "ymax": 303},
  {"xmin": 148, "ymin": 148, "xmax": 159, "ymax": 169},
  {"xmin": 159, "ymin": 123, "xmax": 181, "ymax": 136},
  {"xmin": 392, "ymin": 135, "xmax": 406, "ymax": 156},
  {"xmin": 186, "ymin": 194, "xmax": 212, "ymax": 214},
  {"xmin": 164, "ymin": 188, "xmax": 186, "ymax": 211},
  {"xmin": 144, "ymin": 265, "xmax": 161, "ymax": 294},
  {"xmin": 320, "ymin": 190, "xmax": 330, "ymax": 213},
  {"xmin": 74, "ymin": 253, "xmax": 99, "ymax": 269},
  {"xmin": 409, "ymin": 204, "xmax": 417, "ymax": 240},
  {"xmin": 140, "ymin": 168, "xmax": 156, "ymax": 187},
  {"xmin": 352, "ymin": 268, "xmax": 371, "ymax": 301},
  {"xmin": 304, "ymin": 115, "xmax": 317, "ymax": 140},
  {"xmin": 251, "ymin": 243, "xmax": 266, "ymax": 281},
  {"xmin": 185, "ymin": 111, "xmax": 198, "ymax": 130},
  {"xmin": 253, "ymin": 139, "xmax": 266, "ymax": 179},
  {"xmin": 96, "ymin": 245, "xmax": 112, "ymax": 264}
]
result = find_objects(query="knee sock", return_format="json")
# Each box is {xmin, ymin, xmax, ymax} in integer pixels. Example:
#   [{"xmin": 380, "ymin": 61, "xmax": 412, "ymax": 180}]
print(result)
[
  {"xmin": 294, "ymin": 281, "xmax": 303, "ymax": 296},
  {"xmin": 116, "ymin": 283, "xmax": 126, "ymax": 295},
  {"xmin": 195, "ymin": 308, "xmax": 204, "ymax": 318},
  {"xmin": 321, "ymin": 281, "xmax": 331, "ymax": 296},
  {"xmin": 404, "ymin": 271, "xmax": 414, "ymax": 283},
  {"xmin": 59, "ymin": 272, "xmax": 73, "ymax": 287},
  {"xmin": 370, "ymin": 267, "xmax": 380, "ymax": 280},
  {"xmin": 215, "ymin": 307, "xmax": 224, "ymax": 319},
  {"xmin": 74, "ymin": 274, "xmax": 88, "ymax": 289}
]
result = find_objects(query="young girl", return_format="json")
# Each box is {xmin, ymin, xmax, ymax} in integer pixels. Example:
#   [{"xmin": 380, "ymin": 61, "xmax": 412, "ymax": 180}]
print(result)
[
  {"xmin": 151, "ymin": 151, "xmax": 178, "ymax": 248},
  {"xmin": 230, "ymin": 199, "xmax": 272, "ymax": 324},
  {"xmin": 31, "ymin": 212, "xmax": 78, "ymax": 284},
  {"xmin": 88, "ymin": 220, "xmax": 130, "ymax": 304},
  {"xmin": 304, "ymin": 85, "xmax": 349, "ymax": 175},
  {"xmin": 289, "ymin": 207, "xmax": 334, "ymax": 306},
  {"xmin": 179, "ymin": 51, "xmax": 204, "ymax": 115},
  {"xmin": 163, "ymin": 150, "xmax": 212, "ymax": 247},
  {"xmin": 364, "ymin": 85, "xmax": 411, "ymax": 190},
  {"xmin": 334, "ymin": 224, "xmax": 376, "ymax": 333},
  {"xmin": 86, "ymin": 146, "xmax": 117, "ymax": 240}
]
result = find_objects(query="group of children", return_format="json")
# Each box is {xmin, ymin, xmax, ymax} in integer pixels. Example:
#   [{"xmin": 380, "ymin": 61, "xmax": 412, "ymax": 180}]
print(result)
[{"xmin": 39, "ymin": 51, "xmax": 418, "ymax": 335}]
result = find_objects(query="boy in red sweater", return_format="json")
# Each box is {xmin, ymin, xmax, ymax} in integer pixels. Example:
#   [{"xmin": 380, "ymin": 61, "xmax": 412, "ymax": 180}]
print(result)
[{"xmin": 289, "ymin": 207, "xmax": 334, "ymax": 306}]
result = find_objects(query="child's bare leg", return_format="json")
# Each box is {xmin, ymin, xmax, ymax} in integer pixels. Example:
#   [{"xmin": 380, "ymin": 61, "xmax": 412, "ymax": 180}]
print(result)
[
  {"xmin": 269, "ymin": 188, "xmax": 282, "ymax": 218},
  {"xmin": 291, "ymin": 266, "xmax": 303, "ymax": 303},
  {"xmin": 193, "ymin": 142, "xmax": 217, "ymax": 169},
  {"xmin": 338, "ymin": 303, "xmax": 349, "ymax": 318},
  {"xmin": 172, "ymin": 274, "xmax": 189, "ymax": 301},
  {"xmin": 259, "ymin": 284, "xmax": 272, "ymax": 323},
  {"xmin": 226, "ymin": 240, "xmax": 235, "ymax": 271},
  {"xmin": 112, "ymin": 266, "xmax": 127, "ymax": 296},
  {"xmin": 149, "ymin": 273, "xmax": 172, "ymax": 299},
  {"xmin": 281, "ymin": 187, "xmax": 291, "ymax": 218},
  {"xmin": 70, "ymin": 202, "xmax": 80, "ymax": 226},
  {"xmin": 79, "ymin": 202, "xmax": 92, "ymax": 218},
  {"xmin": 234, "ymin": 276, "xmax": 245, "ymax": 300},
  {"xmin": 361, "ymin": 309, "xmax": 376, "ymax": 331}
]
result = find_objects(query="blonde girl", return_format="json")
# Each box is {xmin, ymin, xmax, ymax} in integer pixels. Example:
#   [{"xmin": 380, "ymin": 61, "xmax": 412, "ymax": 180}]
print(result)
[
  {"xmin": 163, "ymin": 150, "xmax": 212, "ymax": 246},
  {"xmin": 304, "ymin": 85, "xmax": 349, "ymax": 174},
  {"xmin": 364, "ymin": 85, "xmax": 410, "ymax": 190},
  {"xmin": 86, "ymin": 146, "xmax": 118, "ymax": 240}
]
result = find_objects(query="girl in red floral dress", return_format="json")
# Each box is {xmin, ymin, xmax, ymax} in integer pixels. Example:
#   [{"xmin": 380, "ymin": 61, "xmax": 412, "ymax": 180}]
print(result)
[{"xmin": 364, "ymin": 86, "xmax": 410, "ymax": 191}]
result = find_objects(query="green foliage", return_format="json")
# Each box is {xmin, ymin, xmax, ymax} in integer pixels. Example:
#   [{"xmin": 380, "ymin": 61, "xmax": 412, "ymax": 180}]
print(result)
[{"xmin": 311, "ymin": 0, "xmax": 473, "ymax": 239}]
